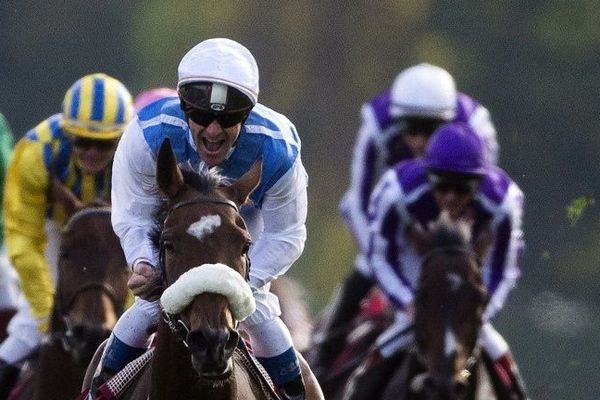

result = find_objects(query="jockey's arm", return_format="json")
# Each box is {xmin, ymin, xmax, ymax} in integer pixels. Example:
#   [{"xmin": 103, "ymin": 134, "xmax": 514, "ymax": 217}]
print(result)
[
  {"xmin": 339, "ymin": 104, "xmax": 383, "ymax": 255},
  {"xmin": 247, "ymin": 157, "xmax": 308, "ymax": 289},
  {"xmin": 3, "ymin": 137, "xmax": 54, "ymax": 321},
  {"xmin": 111, "ymin": 119, "xmax": 162, "ymax": 269},
  {"xmin": 482, "ymin": 182, "xmax": 525, "ymax": 321},
  {"xmin": 367, "ymin": 169, "xmax": 414, "ymax": 311},
  {"xmin": 469, "ymin": 104, "xmax": 499, "ymax": 165}
]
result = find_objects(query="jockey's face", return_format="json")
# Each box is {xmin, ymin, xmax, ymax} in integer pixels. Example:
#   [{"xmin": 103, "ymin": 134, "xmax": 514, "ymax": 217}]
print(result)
[
  {"xmin": 402, "ymin": 133, "xmax": 430, "ymax": 157},
  {"xmin": 188, "ymin": 117, "xmax": 242, "ymax": 167},
  {"xmin": 72, "ymin": 138, "xmax": 118, "ymax": 174},
  {"xmin": 391, "ymin": 117, "xmax": 445, "ymax": 161},
  {"xmin": 430, "ymin": 176, "xmax": 480, "ymax": 219},
  {"xmin": 433, "ymin": 188, "xmax": 474, "ymax": 220}
]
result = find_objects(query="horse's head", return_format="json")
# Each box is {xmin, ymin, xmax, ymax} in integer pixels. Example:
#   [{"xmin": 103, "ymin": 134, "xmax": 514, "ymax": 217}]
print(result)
[
  {"xmin": 408, "ymin": 214, "xmax": 489, "ymax": 399},
  {"xmin": 53, "ymin": 208, "xmax": 130, "ymax": 364},
  {"xmin": 155, "ymin": 139, "xmax": 260, "ymax": 380}
]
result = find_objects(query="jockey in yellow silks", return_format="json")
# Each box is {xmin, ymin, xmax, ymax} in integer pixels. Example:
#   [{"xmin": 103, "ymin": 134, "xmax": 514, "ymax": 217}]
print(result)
[{"xmin": 0, "ymin": 73, "xmax": 133, "ymax": 399}]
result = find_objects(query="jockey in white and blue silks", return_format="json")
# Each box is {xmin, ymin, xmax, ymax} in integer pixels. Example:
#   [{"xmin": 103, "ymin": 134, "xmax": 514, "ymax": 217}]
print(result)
[
  {"xmin": 351, "ymin": 122, "xmax": 527, "ymax": 399},
  {"xmin": 312, "ymin": 63, "xmax": 499, "ymax": 377},
  {"xmin": 94, "ymin": 38, "xmax": 309, "ymax": 400}
]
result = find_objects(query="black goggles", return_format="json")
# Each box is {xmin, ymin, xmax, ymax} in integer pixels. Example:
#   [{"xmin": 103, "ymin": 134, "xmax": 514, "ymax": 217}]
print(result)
[
  {"xmin": 396, "ymin": 117, "xmax": 445, "ymax": 136},
  {"xmin": 72, "ymin": 137, "xmax": 117, "ymax": 151},
  {"xmin": 428, "ymin": 173, "xmax": 481, "ymax": 195},
  {"xmin": 183, "ymin": 105, "xmax": 251, "ymax": 128}
]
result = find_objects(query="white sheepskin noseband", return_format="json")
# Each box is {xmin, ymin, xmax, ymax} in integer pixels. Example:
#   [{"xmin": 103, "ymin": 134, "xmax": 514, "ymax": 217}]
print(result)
[{"xmin": 160, "ymin": 263, "xmax": 255, "ymax": 321}]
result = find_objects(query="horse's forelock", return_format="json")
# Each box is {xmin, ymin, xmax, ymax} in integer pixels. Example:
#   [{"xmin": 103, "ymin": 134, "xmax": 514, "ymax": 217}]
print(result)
[{"xmin": 150, "ymin": 168, "xmax": 230, "ymax": 251}]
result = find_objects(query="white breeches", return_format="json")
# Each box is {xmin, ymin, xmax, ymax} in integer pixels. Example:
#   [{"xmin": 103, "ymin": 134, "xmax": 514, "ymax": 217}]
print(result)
[
  {"xmin": 0, "ymin": 247, "xmax": 19, "ymax": 309},
  {"xmin": 377, "ymin": 311, "xmax": 509, "ymax": 361},
  {"xmin": 113, "ymin": 282, "xmax": 290, "ymax": 356}
]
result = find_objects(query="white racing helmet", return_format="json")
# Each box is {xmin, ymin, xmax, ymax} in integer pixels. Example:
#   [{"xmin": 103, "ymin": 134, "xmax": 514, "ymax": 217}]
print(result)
[
  {"xmin": 389, "ymin": 63, "xmax": 457, "ymax": 121},
  {"xmin": 177, "ymin": 38, "xmax": 259, "ymax": 106}
]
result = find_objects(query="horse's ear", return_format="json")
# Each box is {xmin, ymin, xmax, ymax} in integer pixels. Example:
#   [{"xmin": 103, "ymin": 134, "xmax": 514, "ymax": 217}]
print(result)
[
  {"xmin": 157, "ymin": 138, "xmax": 185, "ymax": 199},
  {"xmin": 224, "ymin": 158, "xmax": 262, "ymax": 206}
]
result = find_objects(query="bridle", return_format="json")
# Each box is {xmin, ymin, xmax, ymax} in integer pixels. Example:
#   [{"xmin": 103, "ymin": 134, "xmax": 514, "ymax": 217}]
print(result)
[
  {"xmin": 52, "ymin": 282, "xmax": 120, "ymax": 353},
  {"xmin": 159, "ymin": 195, "xmax": 251, "ymax": 346},
  {"xmin": 413, "ymin": 244, "xmax": 483, "ymax": 396}
]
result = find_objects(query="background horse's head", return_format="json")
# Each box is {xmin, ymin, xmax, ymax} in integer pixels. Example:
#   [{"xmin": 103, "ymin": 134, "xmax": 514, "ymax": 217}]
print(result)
[
  {"xmin": 154, "ymin": 138, "xmax": 261, "ymax": 381},
  {"xmin": 51, "ymin": 207, "xmax": 130, "ymax": 364},
  {"xmin": 408, "ymin": 214, "xmax": 489, "ymax": 399}
]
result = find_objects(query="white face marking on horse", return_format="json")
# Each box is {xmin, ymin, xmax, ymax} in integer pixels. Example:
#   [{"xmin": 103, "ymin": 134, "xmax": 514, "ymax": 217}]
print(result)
[
  {"xmin": 187, "ymin": 215, "xmax": 222, "ymax": 240},
  {"xmin": 447, "ymin": 272, "xmax": 463, "ymax": 292},
  {"xmin": 445, "ymin": 328, "xmax": 457, "ymax": 357}
]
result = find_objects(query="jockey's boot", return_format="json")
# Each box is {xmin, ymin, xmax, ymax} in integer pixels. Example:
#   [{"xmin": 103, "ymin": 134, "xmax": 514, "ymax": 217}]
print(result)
[
  {"xmin": 484, "ymin": 351, "xmax": 529, "ymax": 400},
  {"xmin": 343, "ymin": 349, "xmax": 405, "ymax": 400},
  {"xmin": 277, "ymin": 374, "xmax": 305, "ymax": 400},
  {"xmin": 312, "ymin": 270, "xmax": 374, "ymax": 380},
  {"xmin": 0, "ymin": 359, "xmax": 20, "ymax": 400}
]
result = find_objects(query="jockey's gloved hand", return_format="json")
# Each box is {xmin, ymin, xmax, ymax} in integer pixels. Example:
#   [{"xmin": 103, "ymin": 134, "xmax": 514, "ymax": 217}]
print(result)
[{"xmin": 129, "ymin": 261, "xmax": 163, "ymax": 301}]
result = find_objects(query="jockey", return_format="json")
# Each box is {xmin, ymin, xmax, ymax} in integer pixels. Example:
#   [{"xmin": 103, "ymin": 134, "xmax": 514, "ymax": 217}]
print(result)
[
  {"xmin": 133, "ymin": 87, "xmax": 178, "ymax": 112},
  {"xmin": 344, "ymin": 122, "xmax": 527, "ymax": 399},
  {"xmin": 312, "ymin": 63, "xmax": 499, "ymax": 376},
  {"xmin": 0, "ymin": 74, "xmax": 133, "ymax": 399},
  {"xmin": 90, "ymin": 38, "xmax": 309, "ymax": 400},
  {"xmin": 0, "ymin": 113, "xmax": 18, "ymax": 333}
]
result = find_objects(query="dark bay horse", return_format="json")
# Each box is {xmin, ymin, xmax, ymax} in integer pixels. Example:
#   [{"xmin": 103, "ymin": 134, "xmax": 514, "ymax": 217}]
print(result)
[
  {"xmin": 82, "ymin": 139, "xmax": 323, "ymax": 399},
  {"xmin": 11, "ymin": 208, "xmax": 130, "ymax": 400},
  {"xmin": 374, "ymin": 216, "xmax": 494, "ymax": 400}
]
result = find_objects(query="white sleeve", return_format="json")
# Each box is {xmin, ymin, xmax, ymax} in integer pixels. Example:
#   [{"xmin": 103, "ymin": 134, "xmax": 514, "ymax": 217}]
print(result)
[
  {"xmin": 247, "ymin": 157, "xmax": 308, "ymax": 288},
  {"xmin": 368, "ymin": 170, "xmax": 414, "ymax": 309},
  {"xmin": 469, "ymin": 104, "xmax": 499, "ymax": 165},
  {"xmin": 339, "ymin": 103, "xmax": 383, "ymax": 255},
  {"xmin": 482, "ymin": 182, "xmax": 524, "ymax": 321},
  {"xmin": 111, "ymin": 118, "xmax": 163, "ymax": 268}
]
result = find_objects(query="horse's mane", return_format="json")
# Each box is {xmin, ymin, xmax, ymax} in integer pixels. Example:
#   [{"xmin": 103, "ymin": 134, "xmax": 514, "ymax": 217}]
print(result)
[{"xmin": 149, "ymin": 168, "xmax": 228, "ymax": 251}]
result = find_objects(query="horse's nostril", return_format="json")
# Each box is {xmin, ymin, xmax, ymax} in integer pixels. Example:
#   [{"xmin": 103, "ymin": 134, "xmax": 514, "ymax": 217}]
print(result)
[
  {"xmin": 454, "ymin": 380, "xmax": 467, "ymax": 396},
  {"xmin": 187, "ymin": 331, "xmax": 209, "ymax": 354}
]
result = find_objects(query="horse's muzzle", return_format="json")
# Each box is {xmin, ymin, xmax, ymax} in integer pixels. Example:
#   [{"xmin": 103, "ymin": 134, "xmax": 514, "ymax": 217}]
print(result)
[{"xmin": 187, "ymin": 328, "xmax": 239, "ymax": 378}]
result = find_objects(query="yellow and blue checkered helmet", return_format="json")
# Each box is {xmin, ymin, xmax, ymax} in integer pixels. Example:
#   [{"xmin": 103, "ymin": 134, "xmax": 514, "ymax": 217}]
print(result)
[{"xmin": 61, "ymin": 73, "xmax": 134, "ymax": 140}]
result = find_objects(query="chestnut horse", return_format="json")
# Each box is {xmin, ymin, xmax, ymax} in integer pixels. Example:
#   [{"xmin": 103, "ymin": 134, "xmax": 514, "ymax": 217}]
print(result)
[
  {"xmin": 81, "ymin": 139, "xmax": 323, "ymax": 399},
  {"xmin": 11, "ymin": 208, "xmax": 130, "ymax": 400}
]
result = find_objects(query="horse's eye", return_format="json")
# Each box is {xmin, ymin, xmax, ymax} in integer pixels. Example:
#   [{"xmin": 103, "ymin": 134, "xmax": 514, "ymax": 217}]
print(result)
[
  {"xmin": 59, "ymin": 250, "xmax": 70, "ymax": 260},
  {"xmin": 242, "ymin": 241, "xmax": 252, "ymax": 255},
  {"xmin": 162, "ymin": 240, "xmax": 174, "ymax": 252}
]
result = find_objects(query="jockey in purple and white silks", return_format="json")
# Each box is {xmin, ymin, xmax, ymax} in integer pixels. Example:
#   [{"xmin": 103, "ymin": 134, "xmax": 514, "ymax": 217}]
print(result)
[
  {"xmin": 92, "ymin": 38, "xmax": 309, "ymax": 400},
  {"xmin": 312, "ymin": 63, "xmax": 499, "ymax": 377},
  {"xmin": 346, "ymin": 122, "xmax": 527, "ymax": 399},
  {"xmin": 341, "ymin": 64, "xmax": 498, "ymax": 277}
]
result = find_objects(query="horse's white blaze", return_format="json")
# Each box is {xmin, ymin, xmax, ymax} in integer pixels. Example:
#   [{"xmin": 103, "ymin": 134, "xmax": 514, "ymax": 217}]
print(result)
[
  {"xmin": 447, "ymin": 272, "xmax": 463, "ymax": 292},
  {"xmin": 445, "ymin": 328, "xmax": 457, "ymax": 356},
  {"xmin": 161, "ymin": 263, "xmax": 255, "ymax": 321},
  {"xmin": 186, "ymin": 215, "xmax": 221, "ymax": 240}
]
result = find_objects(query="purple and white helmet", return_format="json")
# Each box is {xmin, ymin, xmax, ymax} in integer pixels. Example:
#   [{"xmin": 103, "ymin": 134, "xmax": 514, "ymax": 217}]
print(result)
[{"xmin": 425, "ymin": 122, "xmax": 488, "ymax": 176}]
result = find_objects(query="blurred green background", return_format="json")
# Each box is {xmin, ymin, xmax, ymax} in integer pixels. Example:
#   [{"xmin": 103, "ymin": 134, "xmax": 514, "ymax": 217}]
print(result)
[{"xmin": 1, "ymin": 1, "xmax": 599, "ymax": 398}]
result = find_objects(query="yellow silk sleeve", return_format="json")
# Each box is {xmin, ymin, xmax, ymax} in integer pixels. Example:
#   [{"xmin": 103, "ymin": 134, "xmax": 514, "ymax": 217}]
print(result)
[{"xmin": 3, "ymin": 137, "xmax": 54, "ymax": 319}]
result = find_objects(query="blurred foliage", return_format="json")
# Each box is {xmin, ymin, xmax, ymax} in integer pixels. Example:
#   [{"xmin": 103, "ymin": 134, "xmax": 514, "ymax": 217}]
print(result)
[
  {"xmin": 566, "ymin": 195, "xmax": 594, "ymax": 226},
  {"xmin": 2, "ymin": 1, "xmax": 600, "ymax": 397}
]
